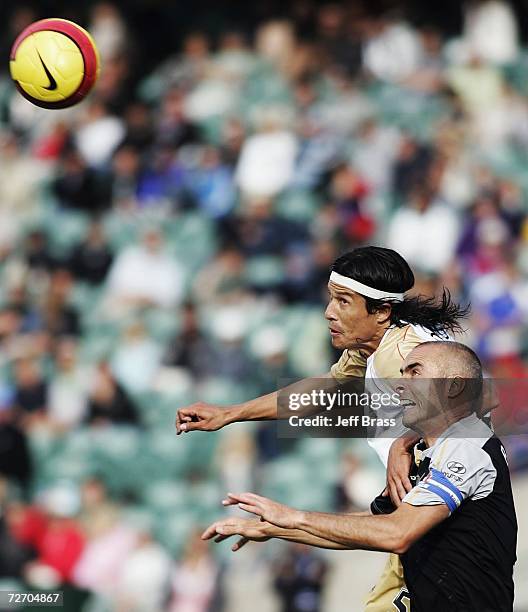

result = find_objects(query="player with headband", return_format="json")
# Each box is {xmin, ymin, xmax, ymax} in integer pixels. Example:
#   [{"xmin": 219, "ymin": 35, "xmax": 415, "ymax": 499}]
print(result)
[{"xmin": 175, "ymin": 245, "xmax": 471, "ymax": 611}]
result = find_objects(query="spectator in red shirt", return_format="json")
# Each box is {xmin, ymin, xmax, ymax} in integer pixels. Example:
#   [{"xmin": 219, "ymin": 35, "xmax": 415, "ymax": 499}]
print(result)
[{"xmin": 22, "ymin": 484, "xmax": 85, "ymax": 584}]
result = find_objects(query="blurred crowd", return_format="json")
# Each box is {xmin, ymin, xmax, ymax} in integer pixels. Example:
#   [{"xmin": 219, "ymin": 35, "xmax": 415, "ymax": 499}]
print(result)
[{"xmin": 0, "ymin": 0, "xmax": 528, "ymax": 610}]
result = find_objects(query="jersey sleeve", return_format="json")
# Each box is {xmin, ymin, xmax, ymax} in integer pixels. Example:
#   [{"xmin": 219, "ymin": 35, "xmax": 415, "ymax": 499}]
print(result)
[
  {"xmin": 371, "ymin": 324, "xmax": 429, "ymax": 378},
  {"xmin": 403, "ymin": 438, "xmax": 497, "ymax": 515},
  {"xmin": 330, "ymin": 349, "xmax": 367, "ymax": 380}
]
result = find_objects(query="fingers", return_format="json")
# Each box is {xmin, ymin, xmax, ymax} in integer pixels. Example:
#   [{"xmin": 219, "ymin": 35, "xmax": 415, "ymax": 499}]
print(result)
[
  {"xmin": 179, "ymin": 420, "xmax": 205, "ymax": 433},
  {"xmin": 176, "ymin": 404, "xmax": 214, "ymax": 434},
  {"xmin": 226, "ymin": 492, "xmax": 265, "ymax": 504},
  {"xmin": 202, "ymin": 517, "xmax": 266, "ymax": 552},
  {"xmin": 388, "ymin": 475, "xmax": 410, "ymax": 507},
  {"xmin": 215, "ymin": 532, "xmax": 251, "ymax": 551},
  {"xmin": 202, "ymin": 523, "xmax": 220, "ymax": 540},
  {"xmin": 386, "ymin": 445, "xmax": 413, "ymax": 504},
  {"xmin": 240, "ymin": 492, "xmax": 266, "ymax": 503},
  {"xmin": 202, "ymin": 521, "xmax": 237, "ymax": 540},
  {"xmin": 214, "ymin": 534, "xmax": 232, "ymax": 543},
  {"xmin": 232, "ymin": 537, "xmax": 249, "ymax": 552},
  {"xmin": 387, "ymin": 478, "xmax": 401, "ymax": 507},
  {"xmin": 176, "ymin": 417, "xmax": 193, "ymax": 435},
  {"xmin": 388, "ymin": 480, "xmax": 402, "ymax": 507},
  {"xmin": 225, "ymin": 492, "xmax": 278, "ymax": 521},
  {"xmin": 175, "ymin": 409, "xmax": 196, "ymax": 435},
  {"xmin": 237, "ymin": 502, "xmax": 261, "ymax": 516},
  {"xmin": 401, "ymin": 474, "xmax": 413, "ymax": 494},
  {"xmin": 396, "ymin": 479, "xmax": 408, "ymax": 502},
  {"xmin": 221, "ymin": 493, "xmax": 265, "ymax": 513},
  {"xmin": 222, "ymin": 492, "xmax": 255, "ymax": 506},
  {"xmin": 221, "ymin": 494, "xmax": 266, "ymax": 522},
  {"xmin": 235, "ymin": 495, "xmax": 265, "ymax": 517},
  {"xmin": 391, "ymin": 469, "xmax": 412, "ymax": 496},
  {"xmin": 175, "ymin": 414, "xmax": 182, "ymax": 435},
  {"xmin": 224, "ymin": 493, "xmax": 253, "ymax": 506}
]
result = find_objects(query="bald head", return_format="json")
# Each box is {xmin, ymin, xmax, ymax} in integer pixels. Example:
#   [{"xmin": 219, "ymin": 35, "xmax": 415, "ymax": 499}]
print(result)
[
  {"xmin": 415, "ymin": 341, "xmax": 482, "ymax": 380},
  {"xmin": 400, "ymin": 341, "xmax": 484, "ymax": 434}
]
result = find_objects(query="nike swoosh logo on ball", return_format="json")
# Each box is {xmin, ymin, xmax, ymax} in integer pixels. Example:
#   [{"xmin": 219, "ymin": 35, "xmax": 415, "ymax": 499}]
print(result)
[{"xmin": 37, "ymin": 52, "xmax": 58, "ymax": 91}]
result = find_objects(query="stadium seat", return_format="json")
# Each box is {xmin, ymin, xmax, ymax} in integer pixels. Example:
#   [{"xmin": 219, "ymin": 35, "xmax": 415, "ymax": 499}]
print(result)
[{"xmin": 276, "ymin": 189, "xmax": 321, "ymax": 223}]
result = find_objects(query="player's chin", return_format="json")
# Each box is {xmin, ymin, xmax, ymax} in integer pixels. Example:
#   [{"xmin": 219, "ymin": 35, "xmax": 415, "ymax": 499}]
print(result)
[
  {"xmin": 330, "ymin": 333, "xmax": 346, "ymax": 349},
  {"xmin": 402, "ymin": 408, "xmax": 419, "ymax": 430}
]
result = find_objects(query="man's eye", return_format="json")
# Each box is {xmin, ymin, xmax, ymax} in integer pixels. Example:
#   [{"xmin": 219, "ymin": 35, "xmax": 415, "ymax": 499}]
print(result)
[
  {"xmin": 412, "ymin": 369, "xmax": 419, "ymax": 376},
  {"xmin": 339, "ymin": 299, "xmax": 348, "ymax": 305}
]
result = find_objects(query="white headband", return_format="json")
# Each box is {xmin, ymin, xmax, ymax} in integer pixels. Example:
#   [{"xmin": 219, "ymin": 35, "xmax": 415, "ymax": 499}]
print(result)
[{"xmin": 329, "ymin": 271, "xmax": 405, "ymax": 302}]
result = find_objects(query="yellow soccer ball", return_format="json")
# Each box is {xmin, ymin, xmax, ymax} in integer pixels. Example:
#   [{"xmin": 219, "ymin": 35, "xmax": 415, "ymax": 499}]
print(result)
[{"xmin": 9, "ymin": 18, "xmax": 100, "ymax": 109}]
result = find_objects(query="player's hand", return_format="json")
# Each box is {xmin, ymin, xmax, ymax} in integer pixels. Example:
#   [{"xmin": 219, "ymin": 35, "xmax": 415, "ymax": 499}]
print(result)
[
  {"xmin": 175, "ymin": 402, "xmax": 229, "ymax": 434},
  {"xmin": 223, "ymin": 492, "xmax": 302, "ymax": 529},
  {"xmin": 386, "ymin": 436, "xmax": 417, "ymax": 506},
  {"xmin": 201, "ymin": 517, "xmax": 271, "ymax": 551}
]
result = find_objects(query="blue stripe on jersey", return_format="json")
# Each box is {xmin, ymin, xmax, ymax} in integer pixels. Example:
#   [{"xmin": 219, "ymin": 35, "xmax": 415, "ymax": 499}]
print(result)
[
  {"xmin": 429, "ymin": 468, "xmax": 464, "ymax": 504},
  {"xmin": 421, "ymin": 482, "xmax": 458, "ymax": 513}
]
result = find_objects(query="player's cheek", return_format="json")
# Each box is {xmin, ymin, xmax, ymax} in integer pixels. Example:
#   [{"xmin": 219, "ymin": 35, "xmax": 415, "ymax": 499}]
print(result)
[{"xmin": 342, "ymin": 309, "xmax": 358, "ymax": 332}]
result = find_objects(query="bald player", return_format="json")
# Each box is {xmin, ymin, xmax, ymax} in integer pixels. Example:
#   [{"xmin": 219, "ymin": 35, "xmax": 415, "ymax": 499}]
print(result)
[
  {"xmin": 204, "ymin": 341, "xmax": 517, "ymax": 612},
  {"xmin": 176, "ymin": 246, "xmax": 473, "ymax": 610}
]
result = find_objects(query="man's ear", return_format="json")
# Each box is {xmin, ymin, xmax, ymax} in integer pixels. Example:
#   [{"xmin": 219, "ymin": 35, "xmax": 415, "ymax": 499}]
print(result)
[
  {"xmin": 447, "ymin": 376, "xmax": 466, "ymax": 400},
  {"xmin": 375, "ymin": 303, "xmax": 392, "ymax": 325}
]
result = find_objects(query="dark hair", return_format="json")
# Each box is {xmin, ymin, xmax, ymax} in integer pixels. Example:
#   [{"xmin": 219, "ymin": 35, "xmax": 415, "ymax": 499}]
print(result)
[{"xmin": 331, "ymin": 246, "xmax": 469, "ymax": 334}]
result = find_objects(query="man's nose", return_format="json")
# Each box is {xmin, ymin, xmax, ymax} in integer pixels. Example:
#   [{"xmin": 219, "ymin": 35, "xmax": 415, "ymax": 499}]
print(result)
[{"xmin": 325, "ymin": 302, "xmax": 336, "ymax": 321}]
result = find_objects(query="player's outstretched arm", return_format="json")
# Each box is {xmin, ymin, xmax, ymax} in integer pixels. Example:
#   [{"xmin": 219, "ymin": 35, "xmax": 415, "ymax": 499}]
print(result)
[
  {"xmin": 202, "ymin": 517, "xmax": 352, "ymax": 551},
  {"xmin": 224, "ymin": 492, "xmax": 449, "ymax": 554},
  {"xmin": 175, "ymin": 372, "xmax": 334, "ymax": 434},
  {"xmin": 293, "ymin": 501, "xmax": 449, "ymax": 553},
  {"xmin": 175, "ymin": 390, "xmax": 280, "ymax": 434}
]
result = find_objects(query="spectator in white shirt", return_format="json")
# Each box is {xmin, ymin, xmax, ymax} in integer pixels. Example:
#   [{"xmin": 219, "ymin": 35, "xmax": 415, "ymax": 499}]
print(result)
[
  {"xmin": 362, "ymin": 15, "xmax": 423, "ymax": 83},
  {"xmin": 75, "ymin": 101, "xmax": 125, "ymax": 168},
  {"xmin": 236, "ymin": 107, "xmax": 297, "ymax": 198},
  {"xmin": 463, "ymin": 0, "xmax": 519, "ymax": 65},
  {"xmin": 106, "ymin": 228, "xmax": 184, "ymax": 311},
  {"xmin": 386, "ymin": 187, "xmax": 460, "ymax": 275}
]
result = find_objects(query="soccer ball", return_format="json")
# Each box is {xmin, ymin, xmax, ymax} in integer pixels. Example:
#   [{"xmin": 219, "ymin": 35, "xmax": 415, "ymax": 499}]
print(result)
[{"xmin": 9, "ymin": 18, "xmax": 100, "ymax": 109}]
